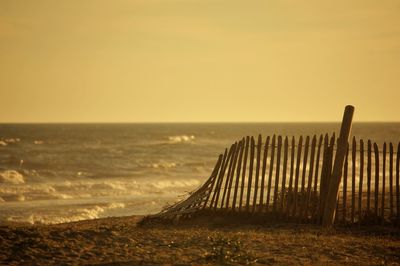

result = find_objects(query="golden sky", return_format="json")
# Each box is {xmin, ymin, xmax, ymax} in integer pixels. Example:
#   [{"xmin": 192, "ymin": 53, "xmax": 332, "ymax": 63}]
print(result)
[{"xmin": 0, "ymin": 0, "xmax": 399, "ymax": 122}]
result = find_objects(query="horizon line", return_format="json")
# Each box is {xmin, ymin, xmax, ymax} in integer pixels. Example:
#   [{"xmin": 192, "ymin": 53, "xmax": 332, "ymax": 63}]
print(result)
[{"xmin": 0, "ymin": 121, "xmax": 399, "ymax": 124}]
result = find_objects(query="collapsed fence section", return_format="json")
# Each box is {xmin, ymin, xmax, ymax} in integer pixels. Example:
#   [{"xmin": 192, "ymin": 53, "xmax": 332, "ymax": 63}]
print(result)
[{"xmin": 155, "ymin": 134, "xmax": 400, "ymax": 225}]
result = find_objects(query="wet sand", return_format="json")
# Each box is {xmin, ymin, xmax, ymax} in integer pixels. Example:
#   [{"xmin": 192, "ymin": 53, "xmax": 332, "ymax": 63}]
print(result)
[{"xmin": 0, "ymin": 215, "xmax": 399, "ymax": 265}]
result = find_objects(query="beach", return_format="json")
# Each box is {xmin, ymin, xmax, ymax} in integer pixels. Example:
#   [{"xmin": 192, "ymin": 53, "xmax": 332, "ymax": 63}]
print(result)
[
  {"xmin": 1, "ymin": 123, "xmax": 400, "ymax": 265},
  {"xmin": 1, "ymin": 215, "xmax": 400, "ymax": 265}
]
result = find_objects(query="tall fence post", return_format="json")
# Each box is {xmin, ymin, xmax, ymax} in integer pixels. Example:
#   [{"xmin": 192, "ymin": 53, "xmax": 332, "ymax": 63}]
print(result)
[{"xmin": 322, "ymin": 105, "xmax": 355, "ymax": 227}]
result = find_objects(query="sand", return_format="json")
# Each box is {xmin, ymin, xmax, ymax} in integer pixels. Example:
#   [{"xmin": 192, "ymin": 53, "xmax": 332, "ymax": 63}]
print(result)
[{"xmin": 0, "ymin": 215, "xmax": 400, "ymax": 265}]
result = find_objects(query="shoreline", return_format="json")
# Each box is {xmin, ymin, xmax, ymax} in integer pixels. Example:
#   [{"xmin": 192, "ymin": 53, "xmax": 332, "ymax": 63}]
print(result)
[{"xmin": 1, "ymin": 215, "xmax": 400, "ymax": 265}]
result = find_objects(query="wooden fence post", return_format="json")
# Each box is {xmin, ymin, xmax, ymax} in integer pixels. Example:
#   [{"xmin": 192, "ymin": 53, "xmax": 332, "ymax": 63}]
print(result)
[{"xmin": 322, "ymin": 105, "xmax": 355, "ymax": 227}]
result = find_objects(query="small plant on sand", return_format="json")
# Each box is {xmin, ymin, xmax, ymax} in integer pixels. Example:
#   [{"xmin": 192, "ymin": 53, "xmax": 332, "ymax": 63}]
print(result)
[{"xmin": 204, "ymin": 234, "xmax": 257, "ymax": 265}]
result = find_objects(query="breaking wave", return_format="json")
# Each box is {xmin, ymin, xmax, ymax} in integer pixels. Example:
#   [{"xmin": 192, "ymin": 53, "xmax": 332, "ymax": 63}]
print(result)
[
  {"xmin": 168, "ymin": 135, "xmax": 195, "ymax": 144},
  {"xmin": 0, "ymin": 170, "xmax": 25, "ymax": 184},
  {"xmin": 151, "ymin": 162, "xmax": 177, "ymax": 169},
  {"xmin": 6, "ymin": 202, "xmax": 126, "ymax": 225},
  {"xmin": 151, "ymin": 179, "xmax": 200, "ymax": 189},
  {"xmin": 0, "ymin": 177, "xmax": 202, "ymax": 204},
  {"xmin": 0, "ymin": 138, "xmax": 21, "ymax": 146}
]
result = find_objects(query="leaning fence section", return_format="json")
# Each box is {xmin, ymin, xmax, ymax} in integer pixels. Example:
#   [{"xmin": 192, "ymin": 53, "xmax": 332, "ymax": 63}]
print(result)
[{"xmin": 156, "ymin": 134, "xmax": 400, "ymax": 225}]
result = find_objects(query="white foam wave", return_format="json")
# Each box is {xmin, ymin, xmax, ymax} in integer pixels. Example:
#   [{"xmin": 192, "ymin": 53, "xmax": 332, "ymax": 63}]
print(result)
[
  {"xmin": 0, "ymin": 170, "xmax": 25, "ymax": 184},
  {"xmin": 0, "ymin": 177, "xmax": 202, "ymax": 203},
  {"xmin": 151, "ymin": 162, "xmax": 177, "ymax": 169},
  {"xmin": 0, "ymin": 138, "xmax": 21, "ymax": 146},
  {"xmin": 0, "ymin": 184, "xmax": 72, "ymax": 202},
  {"xmin": 168, "ymin": 135, "xmax": 195, "ymax": 144},
  {"xmin": 6, "ymin": 202, "xmax": 126, "ymax": 224},
  {"xmin": 91, "ymin": 181, "xmax": 127, "ymax": 191},
  {"xmin": 55, "ymin": 179, "xmax": 199, "ymax": 195},
  {"xmin": 33, "ymin": 140, "xmax": 44, "ymax": 145},
  {"xmin": 152, "ymin": 179, "xmax": 200, "ymax": 189},
  {"xmin": 108, "ymin": 202, "xmax": 125, "ymax": 209},
  {"xmin": 5, "ymin": 138, "xmax": 20, "ymax": 143}
]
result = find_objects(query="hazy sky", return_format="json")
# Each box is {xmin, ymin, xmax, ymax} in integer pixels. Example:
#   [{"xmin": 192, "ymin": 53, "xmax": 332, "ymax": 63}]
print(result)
[{"xmin": 0, "ymin": 0, "xmax": 399, "ymax": 122}]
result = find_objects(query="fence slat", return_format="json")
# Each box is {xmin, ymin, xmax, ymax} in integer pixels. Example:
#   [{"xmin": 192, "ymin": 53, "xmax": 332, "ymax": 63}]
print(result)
[
  {"xmin": 286, "ymin": 137, "xmax": 296, "ymax": 217},
  {"xmin": 322, "ymin": 105, "xmax": 354, "ymax": 227},
  {"xmin": 367, "ymin": 140, "xmax": 372, "ymax": 213},
  {"xmin": 188, "ymin": 153, "xmax": 223, "ymax": 210},
  {"xmin": 212, "ymin": 147, "xmax": 233, "ymax": 209},
  {"xmin": 389, "ymin": 143, "xmax": 394, "ymax": 219},
  {"xmin": 317, "ymin": 134, "xmax": 330, "ymax": 222},
  {"xmin": 343, "ymin": 145, "xmax": 349, "ymax": 222},
  {"xmin": 351, "ymin": 137, "xmax": 356, "ymax": 223},
  {"xmin": 203, "ymin": 154, "xmax": 223, "ymax": 208},
  {"xmin": 324, "ymin": 134, "xmax": 336, "ymax": 223},
  {"xmin": 246, "ymin": 137, "xmax": 255, "ymax": 212},
  {"xmin": 232, "ymin": 139, "xmax": 245, "ymax": 211},
  {"xmin": 210, "ymin": 148, "xmax": 229, "ymax": 209},
  {"xmin": 266, "ymin": 135, "xmax": 276, "ymax": 212},
  {"xmin": 280, "ymin": 137, "xmax": 289, "ymax": 213},
  {"xmin": 382, "ymin": 142, "xmax": 386, "ymax": 222},
  {"xmin": 358, "ymin": 139, "xmax": 364, "ymax": 221},
  {"xmin": 374, "ymin": 143, "xmax": 379, "ymax": 218},
  {"xmin": 304, "ymin": 135, "xmax": 317, "ymax": 220},
  {"xmin": 252, "ymin": 135, "xmax": 262, "ymax": 212},
  {"xmin": 312, "ymin": 135, "xmax": 323, "ymax": 220},
  {"xmin": 225, "ymin": 140, "xmax": 242, "ymax": 209},
  {"xmin": 221, "ymin": 143, "xmax": 238, "ymax": 208},
  {"xmin": 260, "ymin": 136, "xmax": 270, "ymax": 210},
  {"xmin": 299, "ymin": 136, "xmax": 310, "ymax": 220},
  {"xmin": 312, "ymin": 135, "xmax": 324, "ymax": 221},
  {"xmin": 273, "ymin": 136, "xmax": 283, "ymax": 212},
  {"xmin": 396, "ymin": 143, "xmax": 400, "ymax": 219},
  {"xmin": 239, "ymin": 137, "xmax": 250, "ymax": 212},
  {"xmin": 292, "ymin": 136, "xmax": 303, "ymax": 217},
  {"xmin": 226, "ymin": 141, "xmax": 241, "ymax": 209}
]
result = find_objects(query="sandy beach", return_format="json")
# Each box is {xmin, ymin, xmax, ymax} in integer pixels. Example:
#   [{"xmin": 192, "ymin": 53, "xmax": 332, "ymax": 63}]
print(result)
[{"xmin": 0, "ymin": 215, "xmax": 399, "ymax": 265}]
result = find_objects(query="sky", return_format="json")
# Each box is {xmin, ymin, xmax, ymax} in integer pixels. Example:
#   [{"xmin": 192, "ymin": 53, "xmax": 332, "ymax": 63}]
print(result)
[{"xmin": 0, "ymin": 0, "xmax": 399, "ymax": 122}]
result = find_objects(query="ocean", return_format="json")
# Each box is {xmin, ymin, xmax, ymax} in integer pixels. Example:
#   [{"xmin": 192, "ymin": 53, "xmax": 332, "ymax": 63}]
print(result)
[{"xmin": 0, "ymin": 123, "xmax": 399, "ymax": 224}]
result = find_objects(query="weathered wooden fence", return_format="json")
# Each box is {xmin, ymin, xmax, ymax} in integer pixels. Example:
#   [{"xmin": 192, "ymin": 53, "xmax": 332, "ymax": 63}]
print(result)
[
  {"xmin": 152, "ymin": 107, "xmax": 399, "ymax": 226},
  {"xmin": 153, "ymin": 134, "xmax": 400, "ymax": 225}
]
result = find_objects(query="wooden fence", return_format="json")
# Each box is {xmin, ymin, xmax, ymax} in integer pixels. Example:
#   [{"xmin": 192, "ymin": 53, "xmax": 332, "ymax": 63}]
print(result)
[
  {"xmin": 154, "ymin": 134, "xmax": 400, "ymax": 225},
  {"xmin": 151, "ymin": 106, "xmax": 399, "ymax": 226}
]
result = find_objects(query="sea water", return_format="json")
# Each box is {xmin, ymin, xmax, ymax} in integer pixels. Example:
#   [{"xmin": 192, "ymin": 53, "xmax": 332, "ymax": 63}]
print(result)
[{"xmin": 0, "ymin": 123, "xmax": 399, "ymax": 224}]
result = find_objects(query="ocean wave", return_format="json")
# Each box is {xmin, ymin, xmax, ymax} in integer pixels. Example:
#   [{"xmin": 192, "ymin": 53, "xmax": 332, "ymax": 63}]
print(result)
[
  {"xmin": 6, "ymin": 202, "xmax": 126, "ymax": 224},
  {"xmin": 151, "ymin": 162, "xmax": 177, "ymax": 169},
  {"xmin": 33, "ymin": 140, "xmax": 44, "ymax": 145},
  {"xmin": 168, "ymin": 135, "xmax": 195, "ymax": 144},
  {"xmin": 91, "ymin": 181, "xmax": 127, "ymax": 191},
  {"xmin": 0, "ymin": 170, "xmax": 25, "ymax": 184},
  {"xmin": 0, "ymin": 138, "xmax": 21, "ymax": 146},
  {"xmin": 0, "ymin": 176, "xmax": 203, "ymax": 204},
  {"xmin": 6, "ymin": 138, "xmax": 20, "ymax": 143},
  {"xmin": 151, "ymin": 179, "xmax": 200, "ymax": 189},
  {"xmin": 0, "ymin": 194, "xmax": 26, "ymax": 202},
  {"xmin": 0, "ymin": 184, "xmax": 72, "ymax": 202}
]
